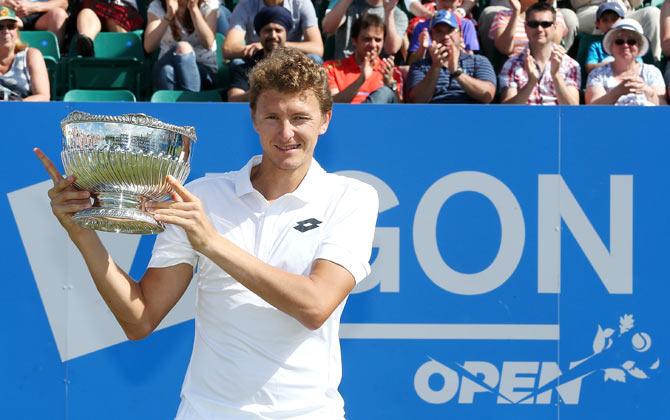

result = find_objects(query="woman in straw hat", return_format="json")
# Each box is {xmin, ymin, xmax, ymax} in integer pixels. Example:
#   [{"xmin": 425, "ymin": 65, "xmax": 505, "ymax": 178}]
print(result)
[
  {"xmin": 585, "ymin": 18, "xmax": 666, "ymax": 105},
  {"xmin": 0, "ymin": 6, "xmax": 50, "ymax": 101}
]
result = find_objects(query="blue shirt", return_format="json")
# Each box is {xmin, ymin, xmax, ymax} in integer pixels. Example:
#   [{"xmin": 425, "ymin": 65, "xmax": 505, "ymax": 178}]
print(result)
[{"xmin": 407, "ymin": 53, "xmax": 496, "ymax": 103}]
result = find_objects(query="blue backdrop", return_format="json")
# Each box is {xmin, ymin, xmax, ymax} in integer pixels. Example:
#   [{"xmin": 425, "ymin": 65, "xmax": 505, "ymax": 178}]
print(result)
[{"xmin": 1, "ymin": 103, "xmax": 667, "ymax": 419}]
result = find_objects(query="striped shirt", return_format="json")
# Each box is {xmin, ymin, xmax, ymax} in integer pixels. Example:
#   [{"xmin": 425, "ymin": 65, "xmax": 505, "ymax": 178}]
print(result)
[
  {"xmin": 407, "ymin": 53, "xmax": 497, "ymax": 104},
  {"xmin": 489, "ymin": 9, "xmax": 568, "ymax": 57}
]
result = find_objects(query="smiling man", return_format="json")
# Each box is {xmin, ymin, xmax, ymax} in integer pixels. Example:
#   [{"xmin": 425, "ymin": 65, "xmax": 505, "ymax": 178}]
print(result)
[{"xmin": 36, "ymin": 47, "xmax": 379, "ymax": 419}]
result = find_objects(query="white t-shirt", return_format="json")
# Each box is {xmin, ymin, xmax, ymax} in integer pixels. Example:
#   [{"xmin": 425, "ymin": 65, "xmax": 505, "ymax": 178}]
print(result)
[
  {"xmin": 147, "ymin": 0, "xmax": 220, "ymax": 69},
  {"xmin": 148, "ymin": 155, "xmax": 379, "ymax": 419}
]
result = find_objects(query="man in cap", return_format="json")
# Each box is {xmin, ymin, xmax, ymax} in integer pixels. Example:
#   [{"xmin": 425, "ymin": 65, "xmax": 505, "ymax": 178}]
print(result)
[
  {"xmin": 406, "ymin": 9, "xmax": 496, "ymax": 104},
  {"xmin": 324, "ymin": 13, "xmax": 403, "ymax": 103},
  {"xmin": 223, "ymin": 0, "xmax": 323, "ymax": 61},
  {"xmin": 499, "ymin": 1, "xmax": 580, "ymax": 105},
  {"xmin": 585, "ymin": 2, "xmax": 632, "ymax": 75},
  {"xmin": 228, "ymin": 5, "xmax": 291, "ymax": 101}
]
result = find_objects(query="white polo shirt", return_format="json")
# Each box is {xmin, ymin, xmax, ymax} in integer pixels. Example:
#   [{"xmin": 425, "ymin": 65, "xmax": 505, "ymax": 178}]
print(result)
[{"xmin": 148, "ymin": 155, "xmax": 379, "ymax": 420}]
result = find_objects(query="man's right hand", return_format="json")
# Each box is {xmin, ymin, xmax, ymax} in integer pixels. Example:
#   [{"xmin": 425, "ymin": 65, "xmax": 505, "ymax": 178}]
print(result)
[
  {"xmin": 360, "ymin": 51, "xmax": 375, "ymax": 80},
  {"xmin": 34, "ymin": 147, "xmax": 92, "ymax": 236},
  {"xmin": 243, "ymin": 42, "xmax": 263, "ymax": 58},
  {"xmin": 523, "ymin": 53, "xmax": 540, "ymax": 84},
  {"xmin": 429, "ymin": 41, "xmax": 449, "ymax": 69}
]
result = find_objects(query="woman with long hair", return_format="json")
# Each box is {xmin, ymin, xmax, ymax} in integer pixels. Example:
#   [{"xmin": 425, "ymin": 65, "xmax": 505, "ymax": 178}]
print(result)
[
  {"xmin": 143, "ymin": 0, "xmax": 219, "ymax": 91},
  {"xmin": 586, "ymin": 18, "xmax": 666, "ymax": 105},
  {"xmin": 0, "ymin": 6, "xmax": 50, "ymax": 101}
]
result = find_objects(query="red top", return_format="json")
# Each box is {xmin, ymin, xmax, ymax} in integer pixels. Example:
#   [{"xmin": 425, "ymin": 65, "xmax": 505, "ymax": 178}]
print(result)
[{"xmin": 324, "ymin": 55, "xmax": 404, "ymax": 104}]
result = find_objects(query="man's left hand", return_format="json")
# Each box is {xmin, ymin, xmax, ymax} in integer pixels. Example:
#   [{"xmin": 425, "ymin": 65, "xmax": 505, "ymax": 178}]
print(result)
[
  {"xmin": 147, "ymin": 176, "xmax": 218, "ymax": 255},
  {"xmin": 446, "ymin": 41, "xmax": 459, "ymax": 73},
  {"xmin": 549, "ymin": 44, "xmax": 566, "ymax": 78},
  {"xmin": 381, "ymin": 56, "xmax": 395, "ymax": 86}
]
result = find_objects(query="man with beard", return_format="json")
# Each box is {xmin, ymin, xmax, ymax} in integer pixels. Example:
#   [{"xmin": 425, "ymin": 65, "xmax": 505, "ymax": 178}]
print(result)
[
  {"xmin": 227, "ymin": 5, "xmax": 291, "ymax": 102},
  {"xmin": 323, "ymin": 13, "xmax": 403, "ymax": 103},
  {"xmin": 407, "ymin": 9, "xmax": 496, "ymax": 104},
  {"xmin": 499, "ymin": 1, "xmax": 580, "ymax": 105}
]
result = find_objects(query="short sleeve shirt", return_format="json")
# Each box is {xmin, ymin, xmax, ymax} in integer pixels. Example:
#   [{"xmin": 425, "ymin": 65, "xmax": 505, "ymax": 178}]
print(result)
[
  {"xmin": 147, "ymin": 0, "xmax": 220, "ymax": 68},
  {"xmin": 586, "ymin": 62, "xmax": 665, "ymax": 105},
  {"xmin": 489, "ymin": 9, "xmax": 568, "ymax": 56},
  {"xmin": 333, "ymin": 0, "xmax": 408, "ymax": 60},
  {"xmin": 499, "ymin": 49, "xmax": 581, "ymax": 105},
  {"xmin": 406, "ymin": 53, "xmax": 497, "ymax": 103},
  {"xmin": 324, "ymin": 54, "xmax": 404, "ymax": 103},
  {"xmin": 148, "ymin": 156, "xmax": 379, "ymax": 418},
  {"xmin": 229, "ymin": 0, "xmax": 318, "ymax": 43}
]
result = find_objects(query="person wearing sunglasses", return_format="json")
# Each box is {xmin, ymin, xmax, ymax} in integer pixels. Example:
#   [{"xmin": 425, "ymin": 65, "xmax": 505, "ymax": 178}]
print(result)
[
  {"xmin": 499, "ymin": 1, "xmax": 580, "ymax": 105},
  {"xmin": 0, "ymin": 6, "xmax": 50, "ymax": 101},
  {"xmin": 585, "ymin": 18, "xmax": 666, "ymax": 105}
]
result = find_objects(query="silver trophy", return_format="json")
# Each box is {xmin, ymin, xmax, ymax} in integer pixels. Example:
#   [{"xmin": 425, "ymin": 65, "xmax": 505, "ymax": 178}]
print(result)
[{"xmin": 60, "ymin": 111, "xmax": 196, "ymax": 234}]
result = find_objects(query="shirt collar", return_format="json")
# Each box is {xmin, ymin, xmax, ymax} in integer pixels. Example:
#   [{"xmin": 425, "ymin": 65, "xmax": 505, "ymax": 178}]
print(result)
[{"xmin": 233, "ymin": 154, "xmax": 326, "ymax": 203}]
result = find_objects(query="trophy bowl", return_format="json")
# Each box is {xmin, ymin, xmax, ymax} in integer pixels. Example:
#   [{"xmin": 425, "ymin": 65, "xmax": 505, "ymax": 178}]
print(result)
[{"xmin": 61, "ymin": 111, "xmax": 196, "ymax": 234}]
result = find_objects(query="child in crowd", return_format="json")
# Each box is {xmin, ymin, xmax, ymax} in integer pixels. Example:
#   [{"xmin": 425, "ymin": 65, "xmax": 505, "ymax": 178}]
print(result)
[{"xmin": 585, "ymin": 2, "xmax": 636, "ymax": 75}]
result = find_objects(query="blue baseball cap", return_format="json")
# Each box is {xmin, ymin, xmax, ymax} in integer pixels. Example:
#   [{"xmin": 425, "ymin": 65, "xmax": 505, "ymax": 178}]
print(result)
[
  {"xmin": 430, "ymin": 10, "xmax": 458, "ymax": 30},
  {"xmin": 596, "ymin": 2, "xmax": 625, "ymax": 20}
]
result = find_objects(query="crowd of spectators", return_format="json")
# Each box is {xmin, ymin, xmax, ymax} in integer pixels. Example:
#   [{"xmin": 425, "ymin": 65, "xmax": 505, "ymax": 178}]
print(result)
[{"xmin": 1, "ymin": 0, "xmax": 670, "ymax": 104}]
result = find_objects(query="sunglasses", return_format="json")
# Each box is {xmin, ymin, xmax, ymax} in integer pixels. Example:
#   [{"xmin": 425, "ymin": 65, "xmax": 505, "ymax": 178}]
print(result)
[
  {"xmin": 614, "ymin": 38, "xmax": 637, "ymax": 46},
  {"xmin": 526, "ymin": 20, "xmax": 554, "ymax": 29},
  {"xmin": 0, "ymin": 22, "xmax": 18, "ymax": 31}
]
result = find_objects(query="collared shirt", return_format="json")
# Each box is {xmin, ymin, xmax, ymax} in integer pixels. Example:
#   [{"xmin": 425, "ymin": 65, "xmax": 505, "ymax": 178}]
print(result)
[
  {"xmin": 229, "ymin": 0, "xmax": 318, "ymax": 43},
  {"xmin": 406, "ymin": 53, "xmax": 497, "ymax": 104},
  {"xmin": 148, "ymin": 155, "xmax": 379, "ymax": 419},
  {"xmin": 324, "ymin": 55, "xmax": 404, "ymax": 103},
  {"xmin": 499, "ymin": 48, "xmax": 581, "ymax": 105}
]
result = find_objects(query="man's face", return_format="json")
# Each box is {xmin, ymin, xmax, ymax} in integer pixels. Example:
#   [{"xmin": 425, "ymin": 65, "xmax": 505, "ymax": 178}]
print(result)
[
  {"xmin": 352, "ymin": 25, "xmax": 384, "ymax": 61},
  {"xmin": 252, "ymin": 89, "xmax": 331, "ymax": 173},
  {"xmin": 596, "ymin": 11, "xmax": 621, "ymax": 33},
  {"xmin": 431, "ymin": 23, "xmax": 460, "ymax": 48},
  {"xmin": 525, "ymin": 10, "xmax": 556, "ymax": 47},
  {"xmin": 259, "ymin": 22, "xmax": 287, "ymax": 53}
]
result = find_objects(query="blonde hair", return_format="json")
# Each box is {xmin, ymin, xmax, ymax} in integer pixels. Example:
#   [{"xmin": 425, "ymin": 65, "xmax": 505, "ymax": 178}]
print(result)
[{"xmin": 248, "ymin": 47, "xmax": 332, "ymax": 115}]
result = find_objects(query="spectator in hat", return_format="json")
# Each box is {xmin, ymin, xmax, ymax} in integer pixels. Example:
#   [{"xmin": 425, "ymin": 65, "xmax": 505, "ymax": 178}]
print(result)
[
  {"xmin": 72, "ymin": 0, "xmax": 145, "ymax": 57},
  {"xmin": 321, "ymin": 0, "xmax": 408, "ymax": 60},
  {"xmin": 585, "ymin": 2, "xmax": 634, "ymax": 75},
  {"xmin": 228, "ymin": 5, "xmax": 291, "ymax": 101},
  {"xmin": 0, "ymin": 6, "xmax": 50, "ymax": 101},
  {"xmin": 223, "ymin": 0, "xmax": 323, "ymax": 61},
  {"xmin": 143, "ymin": 0, "xmax": 220, "ymax": 92},
  {"xmin": 407, "ymin": 0, "xmax": 479, "ymax": 65},
  {"xmin": 586, "ymin": 18, "xmax": 666, "ymax": 105},
  {"xmin": 324, "ymin": 13, "xmax": 403, "ymax": 103},
  {"xmin": 571, "ymin": 0, "xmax": 660, "ymax": 60},
  {"xmin": 407, "ymin": 9, "xmax": 496, "ymax": 104},
  {"xmin": 499, "ymin": 1, "xmax": 580, "ymax": 105},
  {"xmin": 6, "ymin": 0, "xmax": 68, "ymax": 46}
]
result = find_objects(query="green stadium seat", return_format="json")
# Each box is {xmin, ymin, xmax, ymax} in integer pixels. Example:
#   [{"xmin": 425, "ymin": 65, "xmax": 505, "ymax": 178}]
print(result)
[
  {"xmin": 150, "ymin": 89, "xmax": 223, "ymax": 102},
  {"xmin": 63, "ymin": 89, "xmax": 137, "ymax": 102},
  {"xmin": 216, "ymin": 32, "xmax": 230, "ymax": 89},
  {"xmin": 67, "ymin": 32, "xmax": 145, "ymax": 98},
  {"xmin": 20, "ymin": 30, "xmax": 60, "ymax": 99}
]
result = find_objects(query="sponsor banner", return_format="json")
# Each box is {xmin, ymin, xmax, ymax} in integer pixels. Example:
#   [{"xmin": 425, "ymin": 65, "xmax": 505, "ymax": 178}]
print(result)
[{"xmin": 1, "ymin": 103, "xmax": 667, "ymax": 419}]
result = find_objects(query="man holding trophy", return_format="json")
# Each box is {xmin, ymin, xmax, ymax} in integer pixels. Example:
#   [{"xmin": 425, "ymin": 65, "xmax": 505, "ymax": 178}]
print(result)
[{"xmin": 35, "ymin": 47, "xmax": 379, "ymax": 419}]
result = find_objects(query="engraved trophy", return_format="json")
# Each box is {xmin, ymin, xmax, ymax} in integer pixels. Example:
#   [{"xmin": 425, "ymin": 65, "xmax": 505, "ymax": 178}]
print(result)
[{"xmin": 60, "ymin": 111, "xmax": 196, "ymax": 234}]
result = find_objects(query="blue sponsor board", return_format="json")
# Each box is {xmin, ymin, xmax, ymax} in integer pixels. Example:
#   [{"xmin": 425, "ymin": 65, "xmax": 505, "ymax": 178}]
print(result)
[{"xmin": 0, "ymin": 103, "xmax": 667, "ymax": 419}]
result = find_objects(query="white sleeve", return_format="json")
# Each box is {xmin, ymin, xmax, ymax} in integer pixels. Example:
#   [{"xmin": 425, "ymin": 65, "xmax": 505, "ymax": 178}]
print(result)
[
  {"xmin": 147, "ymin": 0, "xmax": 166, "ymax": 18},
  {"xmin": 148, "ymin": 223, "xmax": 198, "ymax": 268},
  {"xmin": 314, "ymin": 182, "xmax": 379, "ymax": 284}
]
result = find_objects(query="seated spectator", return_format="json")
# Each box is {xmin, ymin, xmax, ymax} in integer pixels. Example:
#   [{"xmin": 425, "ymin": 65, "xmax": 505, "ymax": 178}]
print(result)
[
  {"xmin": 571, "ymin": 0, "xmax": 660, "ymax": 60},
  {"xmin": 73, "ymin": 0, "xmax": 145, "ymax": 56},
  {"xmin": 479, "ymin": 0, "xmax": 577, "ymax": 61},
  {"xmin": 499, "ymin": 1, "xmax": 580, "ymax": 105},
  {"xmin": 407, "ymin": 10, "xmax": 496, "ymax": 103},
  {"xmin": 228, "ymin": 5, "xmax": 290, "ymax": 101},
  {"xmin": 490, "ymin": 0, "xmax": 570, "ymax": 57},
  {"xmin": 0, "ymin": 6, "xmax": 49, "ymax": 100},
  {"xmin": 585, "ymin": 2, "xmax": 630, "ymax": 75},
  {"xmin": 321, "ymin": 0, "xmax": 407, "ymax": 60},
  {"xmin": 661, "ymin": 0, "xmax": 670, "ymax": 98},
  {"xmin": 8, "ymin": 0, "xmax": 68, "ymax": 46},
  {"xmin": 586, "ymin": 19, "xmax": 666, "ymax": 105},
  {"xmin": 324, "ymin": 13, "xmax": 403, "ymax": 103},
  {"xmin": 223, "ymin": 0, "xmax": 322, "ymax": 61},
  {"xmin": 144, "ymin": 0, "xmax": 219, "ymax": 92},
  {"xmin": 408, "ymin": 0, "xmax": 478, "ymax": 65}
]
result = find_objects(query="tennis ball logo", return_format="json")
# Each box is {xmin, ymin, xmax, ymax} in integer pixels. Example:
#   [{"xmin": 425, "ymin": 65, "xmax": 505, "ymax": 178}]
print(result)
[{"xmin": 632, "ymin": 332, "xmax": 652, "ymax": 352}]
